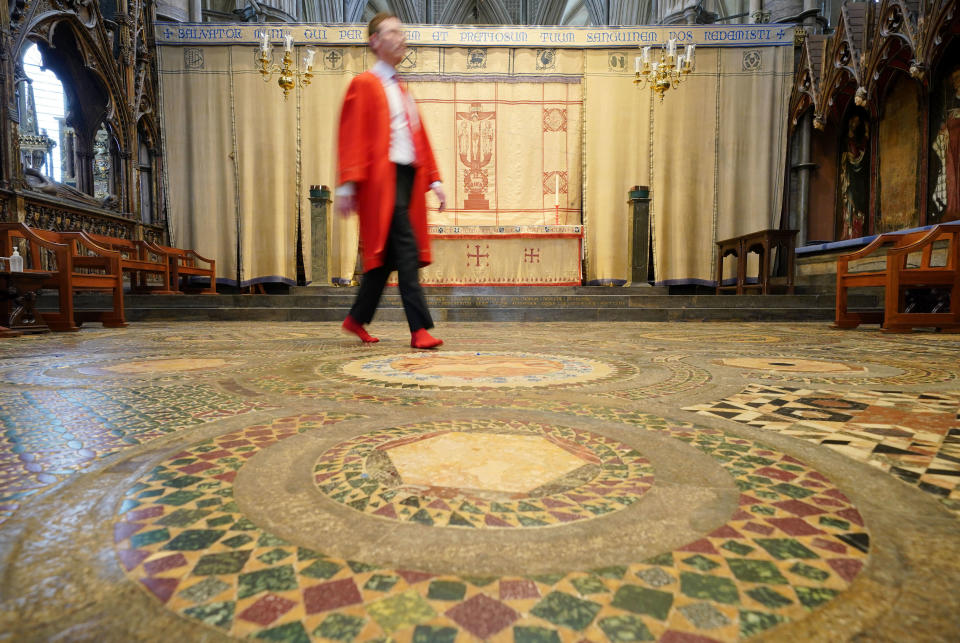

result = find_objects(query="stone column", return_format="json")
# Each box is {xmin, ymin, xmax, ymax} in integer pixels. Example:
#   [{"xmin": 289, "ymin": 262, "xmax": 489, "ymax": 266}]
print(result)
[
  {"xmin": 309, "ymin": 184, "xmax": 331, "ymax": 286},
  {"xmin": 792, "ymin": 113, "xmax": 815, "ymax": 246},
  {"xmin": 629, "ymin": 185, "xmax": 651, "ymax": 285}
]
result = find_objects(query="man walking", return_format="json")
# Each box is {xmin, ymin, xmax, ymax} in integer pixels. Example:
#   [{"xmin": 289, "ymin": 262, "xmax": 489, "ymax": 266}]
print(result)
[{"xmin": 336, "ymin": 12, "xmax": 445, "ymax": 349}]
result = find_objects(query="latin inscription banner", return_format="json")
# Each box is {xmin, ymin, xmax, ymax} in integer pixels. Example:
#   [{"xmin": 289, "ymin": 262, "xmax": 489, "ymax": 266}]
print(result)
[{"xmin": 155, "ymin": 22, "xmax": 798, "ymax": 49}]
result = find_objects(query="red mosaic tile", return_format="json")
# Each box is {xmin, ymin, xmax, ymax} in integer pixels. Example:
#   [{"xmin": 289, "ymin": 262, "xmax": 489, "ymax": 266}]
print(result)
[
  {"xmin": 774, "ymin": 499, "xmax": 826, "ymax": 517},
  {"xmin": 827, "ymin": 558, "xmax": 864, "ymax": 583},
  {"xmin": 214, "ymin": 471, "xmax": 237, "ymax": 483},
  {"xmin": 180, "ymin": 461, "xmax": 216, "ymax": 474},
  {"xmin": 755, "ymin": 467, "xmax": 797, "ymax": 482},
  {"xmin": 218, "ymin": 439, "xmax": 252, "ymax": 448},
  {"xmin": 114, "ymin": 521, "xmax": 144, "ymax": 543},
  {"xmin": 373, "ymin": 504, "xmax": 398, "ymax": 519},
  {"xmin": 427, "ymin": 499, "xmax": 451, "ymax": 510},
  {"xmin": 742, "ymin": 522, "xmax": 775, "ymax": 536},
  {"xmin": 824, "ymin": 489, "xmax": 851, "ymax": 503},
  {"xmin": 811, "ymin": 537, "xmax": 847, "ymax": 554},
  {"xmin": 499, "ymin": 579, "xmax": 541, "ymax": 600},
  {"xmin": 677, "ymin": 539, "xmax": 719, "ymax": 555},
  {"xmin": 739, "ymin": 494, "xmax": 763, "ymax": 505},
  {"xmin": 541, "ymin": 498, "xmax": 572, "ymax": 508},
  {"xmin": 239, "ymin": 593, "xmax": 297, "ymax": 626},
  {"xmin": 118, "ymin": 548, "xmax": 150, "ymax": 571},
  {"xmin": 397, "ymin": 570, "xmax": 434, "ymax": 585},
  {"xmin": 731, "ymin": 509, "xmax": 753, "ymax": 521},
  {"xmin": 708, "ymin": 525, "xmax": 744, "ymax": 539},
  {"xmin": 837, "ymin": 508, "xmax": 864, "ymax": 527},
  {"xmin": 140, "ymin": 577, "xmax": 179, "ymax": 603},
  {"xmin": 766, "ymin": 518, "xmax": 824, "ymax": 537},
  {"xmin": 445, "ymin": 594, "xmax": 519, "ymax": 639},
  {"xmin": 303, "ymin": 578, "xmax": 363, "ymax": 614},
  {"xmin": 550, "ymin": 512, "xmax": 585, "ymax": 523},
  {"xmin": 197, "ymin": 449, "xmax": 233, "ymax": 461},
  {"xmin": 484, "ymin": 514, "xmax": 513, "ymax": 527},
  {"xmin": 144, "ymin": 553, "xmax": 188, "ymax": 576}
]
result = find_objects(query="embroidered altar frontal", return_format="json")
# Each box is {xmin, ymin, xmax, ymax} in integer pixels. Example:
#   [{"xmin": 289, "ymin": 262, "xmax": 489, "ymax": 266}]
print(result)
[{"xmin": 419, "ymin": 225, "xmax": 583, "ymax": 286}]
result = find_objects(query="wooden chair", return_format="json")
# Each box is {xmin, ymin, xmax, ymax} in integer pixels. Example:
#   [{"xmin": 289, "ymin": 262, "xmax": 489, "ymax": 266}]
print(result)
[
  {"xmin": 148, "ymin": 242, "xmax": 217, "ymax": 294},
  {"xmin": 834, "ymin": 222, "xmax": 960, "ymax": 333},
  {"xmin": 716, "ymin": 229, "xmax": 797, "ymax": 295},
  {"xmin": 0, "ymin": 223, "xmax": 127, "ymax": 331},
  {"xmin": 84, "ymin": 232, "xmax": 177, "ymax": 294}
]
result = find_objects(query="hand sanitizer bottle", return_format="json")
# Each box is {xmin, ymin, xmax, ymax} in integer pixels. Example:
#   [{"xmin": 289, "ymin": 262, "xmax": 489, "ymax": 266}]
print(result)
[{"xmin": 9, "ymin": 248, "xmax": 23, "ymax": 272}]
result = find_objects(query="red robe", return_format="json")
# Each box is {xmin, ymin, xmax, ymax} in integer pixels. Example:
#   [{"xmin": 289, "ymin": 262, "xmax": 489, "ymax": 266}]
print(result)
[{"xmin": 337, "ymin": 71, "xmax": 441, "ymax": 272}]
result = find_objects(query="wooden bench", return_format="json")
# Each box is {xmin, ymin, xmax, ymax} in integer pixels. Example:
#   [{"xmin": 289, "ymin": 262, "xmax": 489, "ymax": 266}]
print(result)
[
  {"xmin": 716, "ymin": 229, "xmax": 797, "ymax": 295},
  {"xmin": 0, "ymin": 223, "xmax": 127, "ymax": 331},
  {"xmin": 834, "ymin": 222, "xmax": 960, "ymax": 333},
  {"xmin": 84, "ymin": 232, "xmax": 177, "ymax": 294},
  {"xmin": 148, "ymin": 243, "xmax": 216, "ymax": 294}
]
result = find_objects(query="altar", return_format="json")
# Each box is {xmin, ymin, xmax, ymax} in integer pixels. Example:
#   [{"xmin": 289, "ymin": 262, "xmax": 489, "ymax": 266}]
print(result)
[{"xmin": 420, "ymin": 225, "xmax": 583, "ymax": 286}]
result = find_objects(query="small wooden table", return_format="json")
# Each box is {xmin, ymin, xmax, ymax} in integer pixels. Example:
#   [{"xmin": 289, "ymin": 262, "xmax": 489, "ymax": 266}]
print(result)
[
  {"xmin": 1, "ymin": 270, "xmax": 53, "ymax": 335},
  {"xmin": 715, "ymin": 229, "xmax": 797, "ymax": 295}
]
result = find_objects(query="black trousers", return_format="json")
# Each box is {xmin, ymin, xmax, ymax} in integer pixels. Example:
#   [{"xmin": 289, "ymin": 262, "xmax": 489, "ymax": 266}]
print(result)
[{"xmin": 349, "ymin": 164, "xmax": 434, "ymax": 332}]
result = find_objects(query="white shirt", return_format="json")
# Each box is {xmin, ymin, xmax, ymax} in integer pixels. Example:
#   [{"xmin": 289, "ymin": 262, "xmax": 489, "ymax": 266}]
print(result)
[{"xmin": 337, "ymin": 60, "xmax": 440, "ymax": 198}]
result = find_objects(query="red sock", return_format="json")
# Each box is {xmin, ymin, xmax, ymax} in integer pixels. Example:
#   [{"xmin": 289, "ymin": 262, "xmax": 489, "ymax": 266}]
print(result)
[
  {"xmin": 411, "ymin": 328, "xmax": 443, "ymax": 349},
  {"xmin": 342, "ymin": 316, "xmax": 379, "ymax": 343}
]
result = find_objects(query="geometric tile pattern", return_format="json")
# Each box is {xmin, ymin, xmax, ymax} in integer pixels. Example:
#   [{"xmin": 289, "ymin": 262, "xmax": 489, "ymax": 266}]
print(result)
[
  {"xmin": 335, "ymin": 351, "xmax": 626, "ymax": 390},
  {"xmin": 313, "ymin": 419, "xmax": 654, "ymax": 529},
  {"xmin": 687, "ymin": 384, "xmax": 960, "ymax": 513},
  {"xmin": 115, "ymin": 414, "xmax": 869, "ymax": 641},
  {"xmin": 600, "ymin": 354, "xmax": 713, "ymax": 400},
  {"xmin": 0, "ymin": 385, "xmax": 276, "ymax": 525}
]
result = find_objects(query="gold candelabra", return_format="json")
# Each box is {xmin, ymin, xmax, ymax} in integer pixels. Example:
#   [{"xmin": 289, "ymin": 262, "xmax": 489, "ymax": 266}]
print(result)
[
  {"xmin": 258, "ymin": 34, "xmax": 315, "ymax": 100},
  {"xmin": 634, "ymin": 40, "xmax": 696, "ymax": 101}
]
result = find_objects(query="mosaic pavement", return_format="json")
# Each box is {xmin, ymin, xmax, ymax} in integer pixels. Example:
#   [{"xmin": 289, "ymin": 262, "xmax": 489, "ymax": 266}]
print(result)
[{"xmin": 1, "ymin": 321, "xmax": 959, "ymax": 642}]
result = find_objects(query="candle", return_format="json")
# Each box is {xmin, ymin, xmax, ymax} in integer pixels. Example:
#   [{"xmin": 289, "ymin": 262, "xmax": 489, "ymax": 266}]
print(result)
[
  {"xmin": 686, "ymin": 44, "xmax": 696, "ymax": 70},
  {"xmin": 635, "ymin": 56, "xmax": 640, "ymax": 73},
  {"xmin": 642, "ymin": 46, "xmax": 650, "ymax": 64},
  {"xmin": 260, "ymin": 31, "xmax": 269, "ymax": 52},
  {"xmin": 554, "ymin": 174, "xmax": 559, "ymax": 206},
  {"xmin": 667, "ymin": 38, "xmax": 676, "ymax": 57},
  {"xmin": 676, "ymin": 55, "xmax": 684, "ymax": 72},
  {"xmin": 284, "ymin": 35, "xmax": 293, "ymax": 52},
  {"xmin": 304, "ymin": 48, "xmax": 316, "ymax": 68}
]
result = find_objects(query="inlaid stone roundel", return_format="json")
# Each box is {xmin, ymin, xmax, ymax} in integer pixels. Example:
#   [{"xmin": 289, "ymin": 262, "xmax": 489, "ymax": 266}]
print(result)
[
  {"xmin": 86, "ymin": 358, "xmax": 232, "ymax": 374},
  {"xmin": 338, "ymin": 351, "xmax": 614, "ymax": 389},
  {"xmin": 314, "ymin": 420, "xmax": 654, "ymax": 529}
]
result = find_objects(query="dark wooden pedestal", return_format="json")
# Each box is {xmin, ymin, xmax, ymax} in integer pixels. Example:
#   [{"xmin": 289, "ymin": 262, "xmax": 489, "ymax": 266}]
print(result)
[
  {"xmin": 716, "ymin": 230, "xmax": 798, "ymax": 295},
  {"xmin": 1, "ymin": 270, "xmax": 53, "ymax": 335}
]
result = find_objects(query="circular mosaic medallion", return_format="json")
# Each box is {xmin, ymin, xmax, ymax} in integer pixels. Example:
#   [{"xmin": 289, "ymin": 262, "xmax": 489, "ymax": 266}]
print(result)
[
  {"xmin": 337, "ymin": 351, "xmax": 616, "ymax": 389},
  {"xmin": 82, "ymin": 358, "xmax": 232, "ymax": 375},
  {"xmin": 717, "ymin": 357, "xmax": 866, "ymax": 373},
  {"xmin": 314, "ymin": 420, "xmax": 653, "ymax": 529},
  {"xmin": 115, "ymin": 413, "xmax": 870, "ymax": 642}
]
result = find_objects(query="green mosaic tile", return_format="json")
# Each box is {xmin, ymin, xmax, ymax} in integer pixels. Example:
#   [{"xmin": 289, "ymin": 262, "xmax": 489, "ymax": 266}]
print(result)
[
  {"xmin": 679, "ymin": 572, "xmax": 739, "ymax": 604},
  {"xmin": 426, "ymin": 580, "xmax": 466, "ymax": 601},
  {"xmin": 347, "ymin": 561, "xmax": 379, "ymax": 573},
  {"xmin": 297, "ymin": 547, "xmax": 324, "ymax": 561},
  {"xmin": 610, "ymin": 584, "xmax": 673, "ymax": 620},
  {"xmin": 412, "ymin": 625, "xmax": 458, "ymax": 643},
  {"xmin": 755, "ymin": 538, "xmax": 819, "ymax": 560},
  {"xmin": 727, "ymin": 558, "xmax": 788, "ymax": 584},
  {"xmin": 130, "ymin": 527, "xmax": 170, "ymax": 548},
  {"xmin": 682, "ymin": 555, "xmax": 720, "ymax": 571},
  {"xmin": 530, "ymin": 591, "xmax": 602, "ymax": 631},
  {"xmin": 258, "ymin": 548, "xmax": 292, "ymax": 565},
  {"xmin": 528, "ymin": 573, "xmax": 565, "ymax": 585},
  {"xmin": 740, "ymin": 610, "xmax": 785, "ymax": 637},
  {"xmin": 156, "ymin": 508, "xmax": 212, "ymax": 528},
  {"xmin": 255, "ymin": 621, "xmax": 310, "ymax": 642},
  {"xmin": 790, "ymin": 562, "xmax": 830, "ymax": 581},
  {"xmin": 642, "ymin": 553, "xmax": 673, "ymax": 566},
  {"xmin": 771, "ymin": 483, "xmax": 816, "ymax": 499},
  {"xmin": 590, "ymin": 566, "xmax": 628, "ymax": 580},
  {"xmin": 367, "ymin": 590, "xmax": 436, "ymax": 633},
  {"xmin": 163, "ymin": 529, "xmax": 224, "ymax": 551},
  {"xmin": 795, "ymin": 586, "xmax": 839, "ymax": 608},
  {"xmin": 301, "ymin": 559, "xmax": 342, "ymax": 580},
  {"xmin": 513, "ymin": 626, "xmax": 561, "ymax": 643},
  {"xmin": 179, "ymin": 577, "xmax": 231, "ymax": 603},
  {"xmin": 183, "ymin": 600, "xmax": 234, "ymax": 628},
  {"xmin": 597, "ymin": 614, "xmax": 654, "ymax": 641},
  {"xmin": 222, "ymin": 534, "xmax": 254, "ymax": 548},
  {"xmin": 164, "ymin": 475, "xmax": 204, "ymax": 489},
  {"xmin": 257, "ymin": 533, "xmax": 290, "ymax": 547},
  {"xmin": 232, "ymin": 517, "xmax": 258, "ymax": 531},
  {"xmin": 314, "ymin": 613, "xmax": 366, "ymax": 641},
  {"xmin": 721, "ymin": 540, "xmax": 754, "ymax": 555},
  {"xmin": 571, "ymin": 575, "xmax": 609, "ymax": 596},
  {"xmin": 157, "ymin": 490, "xmax": 204, "ymax": 506},
  {"xmin": 364, "ymin": 574, "xmax": 399, "ymax": 592},
  {"xmin": 462, "ymin": 575, "xmax": 498, "ymax": 587},
  {"xmin": 193, "ymin": 550, "xmax": 251, "ymax": 575},
  {"xmin": 819, "ymin": 516, "xmax": 851, "ymax": 530},
  {"xmin": 237, "ymin": 565, "xmax": 298, "ymax": 599},
  {"xmin": 746, "ymin": 586, "xmax": 794, "ymax": 609},
  {"xmin": 206, "ymin": 515, "xmax": 235, "ymax": 528},
  {"xmin": 635, "ymin": 567, "xmax": 674, "ymax": 588}
]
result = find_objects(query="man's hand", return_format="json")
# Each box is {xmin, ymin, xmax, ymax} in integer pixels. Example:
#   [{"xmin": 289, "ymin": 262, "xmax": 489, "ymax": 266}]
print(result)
[
  {"xmin": 432, "ymin": 184, "xmax": 447, "ymax": 212},
  {"xmin": 335, "ymin": 193, "xmax": 356, "ymax": 218}
]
